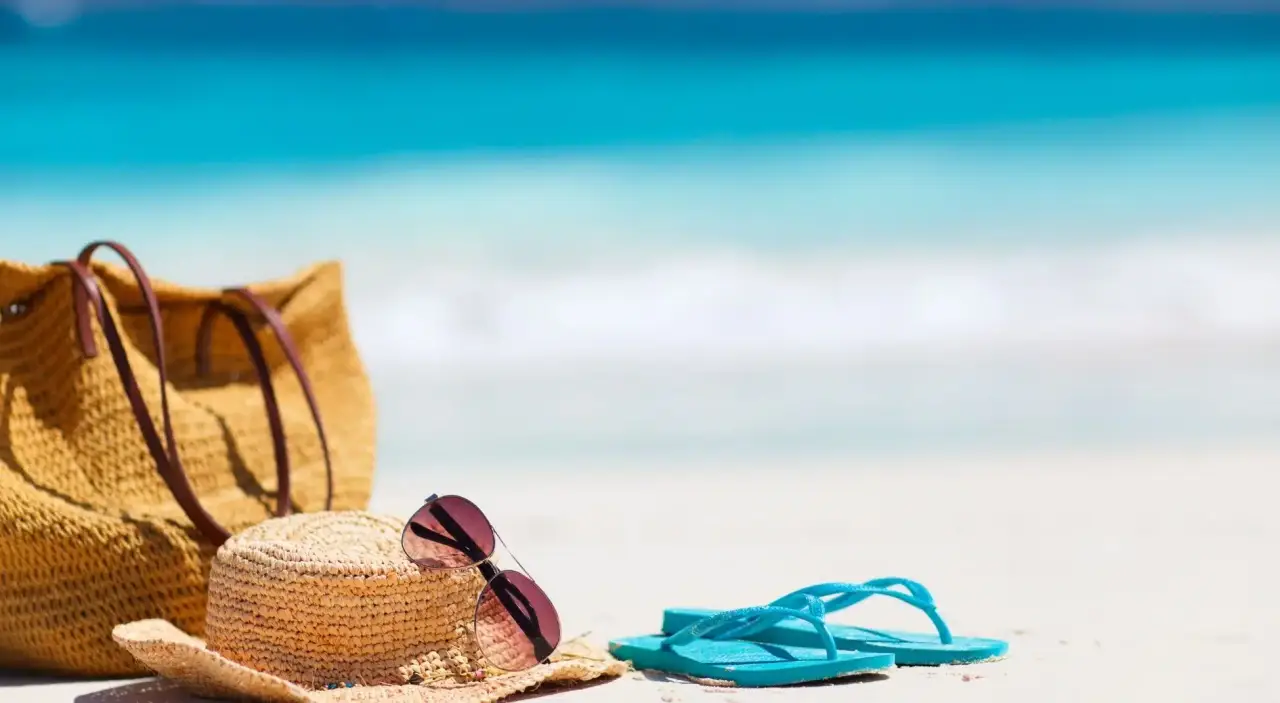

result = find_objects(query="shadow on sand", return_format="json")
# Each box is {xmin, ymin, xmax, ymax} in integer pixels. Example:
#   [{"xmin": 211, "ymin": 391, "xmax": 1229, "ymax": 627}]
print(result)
[
  {"xmin": 73, "ymin": 680, "xmax": 201, "ymax": 703},
  {"xmin": 640, "ymin": 669, "xmax": 892, "ymax": 688}
]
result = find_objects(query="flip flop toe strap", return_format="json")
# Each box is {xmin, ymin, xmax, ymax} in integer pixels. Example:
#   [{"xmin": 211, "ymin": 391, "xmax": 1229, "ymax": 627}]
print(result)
[
  {"xmin": 662, "ymin": 605, "xmax": 840, "ymax": 661},
  {"xmin": 817, "ymin": 577, "xmax": 937, "ymax": 612},
  {"xmin": 701, "ymin": 579, "xmax": 953, "ymax": 646},
  {"xmin": 775, "ymin": 579, "xmax": 954, "ymax": 645}
]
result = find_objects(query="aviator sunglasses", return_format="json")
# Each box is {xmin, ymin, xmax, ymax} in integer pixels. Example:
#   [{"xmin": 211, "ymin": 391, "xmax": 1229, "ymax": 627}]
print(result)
[{"xmin": 400, "ymin": 494, "xmax": 562, "ymax": 671}]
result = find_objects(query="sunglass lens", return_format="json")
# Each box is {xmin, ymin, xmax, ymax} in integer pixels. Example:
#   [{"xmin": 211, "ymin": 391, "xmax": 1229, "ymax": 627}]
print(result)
[
  {"xmin": 474, "ymin": 570, "xmax": 562, "ymax": 671},
  {"xmin": 401, "ymin": 495, "xmax": 496, "ymax": 569}
]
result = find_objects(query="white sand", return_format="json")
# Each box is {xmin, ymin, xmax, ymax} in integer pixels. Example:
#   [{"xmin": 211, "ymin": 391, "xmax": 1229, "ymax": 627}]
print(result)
[{"xmin": 5, "ymin": 445, "xmax": 1278, "ymax": 702}]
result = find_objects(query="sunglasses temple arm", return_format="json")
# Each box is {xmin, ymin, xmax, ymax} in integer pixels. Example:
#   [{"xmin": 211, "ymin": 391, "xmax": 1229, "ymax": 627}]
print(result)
[
  {"xmin": 428, "ymin": 504, "xmax": 491, "ymax": 563},
  {"xmin": 488, "ymin": 532, "xmax": 552, "ymax": 649},
  {"xmin": 492, "ymin": 527, "xmax": 536, "ymax": 582},
  {"xmin": 486, "ymin": 569, "xmax": 545, "ymax": 645},
  {"xmin": 485, "ymin": 529, "xmax": 555, "ymax": 660},
  {"xmin": 409, "ymin": 520, "xmax": 468, "ymax": 553}
]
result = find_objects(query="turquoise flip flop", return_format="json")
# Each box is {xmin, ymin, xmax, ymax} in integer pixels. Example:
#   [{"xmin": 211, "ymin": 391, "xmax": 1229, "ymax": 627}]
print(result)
[
  {"xmin": 661, "ymin": 578, "xmax": 1008, "ymax": 666},
  {"xmin": 609, "ymin": 605, "xmax": 895, "ymax": 687}
]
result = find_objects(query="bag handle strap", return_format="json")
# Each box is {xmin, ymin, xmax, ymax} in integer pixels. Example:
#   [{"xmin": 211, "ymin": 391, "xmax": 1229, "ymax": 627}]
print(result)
[
  {"xmin": 194, "ymin": 288, "xmax": 335, "ymax": 512},
  {"xmin": 197, "ymin": 301, "xmax": 295, "ymax": 518},
  {"xmin": 58, "ymin": 251, "xmax": 233, "ymax": 547}
]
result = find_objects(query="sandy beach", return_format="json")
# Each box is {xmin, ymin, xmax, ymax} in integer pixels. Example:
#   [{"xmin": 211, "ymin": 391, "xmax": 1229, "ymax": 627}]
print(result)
[{"xmin": 4, "ymin": 443, "xmax": 1276, "ymax": 702}]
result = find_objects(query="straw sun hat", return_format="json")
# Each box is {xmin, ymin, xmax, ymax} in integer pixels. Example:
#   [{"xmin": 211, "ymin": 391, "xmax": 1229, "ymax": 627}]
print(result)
[{"xmin": 113, "ymin": 511, "xmax": 626, "ymax": 702}]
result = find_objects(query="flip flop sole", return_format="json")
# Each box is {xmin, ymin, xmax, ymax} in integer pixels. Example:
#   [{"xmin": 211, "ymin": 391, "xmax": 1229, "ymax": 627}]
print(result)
[
  {"xmin": 608, "ymin": 635, "xmax": 895, "ymax": 687},
  {"xmin": 662, "ymin": 608, "xmax": 1008, "ymax": 666}
]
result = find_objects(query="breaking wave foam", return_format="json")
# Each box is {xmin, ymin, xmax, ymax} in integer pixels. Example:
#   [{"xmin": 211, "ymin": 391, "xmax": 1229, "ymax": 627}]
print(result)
[{"xmin": 349, "ymin": 238, "xmax": 1280, "ymax": 372}]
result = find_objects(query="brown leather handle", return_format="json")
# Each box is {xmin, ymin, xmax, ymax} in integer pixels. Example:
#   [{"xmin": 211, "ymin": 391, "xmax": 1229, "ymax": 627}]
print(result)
[
  {"xmin": 59, "ymin": 247, "xmax": 233, "ymax": 547},
  {"xmin": 197, "ymin": 301, "xmax": 294, "ymax": 518},
  {"xmin": 196, "ymin": 288, "xmax": 334, "ymax": 512}
]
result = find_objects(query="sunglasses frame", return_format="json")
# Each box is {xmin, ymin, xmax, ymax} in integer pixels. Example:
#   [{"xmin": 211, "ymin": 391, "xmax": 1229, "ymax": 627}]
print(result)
[{"xmin": 401, "ymin": 493, "xmax": 561, "ymax": 671}]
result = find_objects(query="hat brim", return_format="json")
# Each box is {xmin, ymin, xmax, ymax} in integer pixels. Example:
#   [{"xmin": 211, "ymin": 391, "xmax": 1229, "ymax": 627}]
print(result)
[{"xmin": 113, "ymin": 620, "xmax": 628, "ymax": 703}]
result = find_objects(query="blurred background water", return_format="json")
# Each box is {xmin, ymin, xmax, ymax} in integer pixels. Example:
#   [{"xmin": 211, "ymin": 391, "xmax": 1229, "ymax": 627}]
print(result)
[{"xmin": 4, "ymin": 4, "xmax": 1280, "ymax": 470}]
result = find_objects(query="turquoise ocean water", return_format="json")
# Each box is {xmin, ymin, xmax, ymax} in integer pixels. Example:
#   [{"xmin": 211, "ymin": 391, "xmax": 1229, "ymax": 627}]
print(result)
[{"xmin": 4, "ymin": 8, "xmax": 1280, "ymax": 466}]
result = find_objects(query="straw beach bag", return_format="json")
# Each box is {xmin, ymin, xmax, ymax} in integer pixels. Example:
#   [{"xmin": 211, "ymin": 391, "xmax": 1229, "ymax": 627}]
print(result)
[{"xmin": 0, "ymin": 241, "xmax": 376, "ymax": 676}]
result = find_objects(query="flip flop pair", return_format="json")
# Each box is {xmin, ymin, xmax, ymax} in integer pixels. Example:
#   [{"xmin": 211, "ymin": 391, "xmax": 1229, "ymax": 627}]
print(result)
[{"xmin": 608, "ymin": 578, "xmax": 1008, "ymax": 687}]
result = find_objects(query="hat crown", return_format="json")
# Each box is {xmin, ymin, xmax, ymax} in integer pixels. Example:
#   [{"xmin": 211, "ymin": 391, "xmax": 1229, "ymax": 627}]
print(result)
[{"xmin": 204, "ymin": 512, "xmax": 487, "ymax": 689}]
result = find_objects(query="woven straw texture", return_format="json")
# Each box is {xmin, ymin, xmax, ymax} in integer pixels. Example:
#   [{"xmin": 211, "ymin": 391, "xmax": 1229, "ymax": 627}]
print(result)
[
  {"xmin": 114, "ymin": 512, "xmax": 627, "ymax": 702},
  {"xmin": 0, "ymin": 259, "xmax": 376, "ymax": 676}
]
